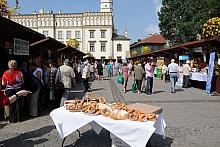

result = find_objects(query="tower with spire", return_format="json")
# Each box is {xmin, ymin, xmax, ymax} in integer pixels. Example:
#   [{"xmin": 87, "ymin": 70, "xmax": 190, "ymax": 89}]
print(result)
[{"xmin": 100, "ymin": 0, "xmax": 113, "ymax": 12}]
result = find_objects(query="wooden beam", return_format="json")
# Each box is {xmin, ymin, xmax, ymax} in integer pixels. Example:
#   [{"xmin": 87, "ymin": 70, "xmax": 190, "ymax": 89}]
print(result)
[
  {"xmin": 30, "ymin": 38, "xmax": 49, "ymax": 47},
  {"xmin": 57, "ymin": 46, "xmax": 68, "ymax": 52}
]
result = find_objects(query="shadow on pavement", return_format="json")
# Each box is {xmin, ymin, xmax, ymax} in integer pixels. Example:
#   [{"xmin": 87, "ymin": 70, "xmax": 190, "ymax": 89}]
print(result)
[
  {"xmin": 148, "ymin": 133, "xmax": 173, "ymax": 147},
  {"xmin": 65, "ymin": 129, "xmax": 111, "ymax": 147},
  {"xmin": 0, "ymin": 125, "xmax": 54, "ymax": 147},
  {"xmin": 153, "ymin": 91, "xmax": 165, "ymax": 94},
  {"xmin": 90, "ymin": 88, "xmax": 104, "ymax": 92},
  {"xmin": 176, "ymin": 89, "xmax": 184, "ymax": 92},
  {"xmin": 0, "ymin": 123, "xmax": 8, "ymax": 129}
]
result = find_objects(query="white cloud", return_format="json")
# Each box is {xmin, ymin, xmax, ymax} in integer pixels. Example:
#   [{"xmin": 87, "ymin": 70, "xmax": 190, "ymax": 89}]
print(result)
[{"xmin": 145, "ymin": 24, "xmax": 160, "ymax": 36}]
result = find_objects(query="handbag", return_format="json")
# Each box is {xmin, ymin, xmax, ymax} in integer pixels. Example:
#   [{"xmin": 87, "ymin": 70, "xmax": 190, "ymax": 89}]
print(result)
[
  {"xmin": 55, "ymin": 68, "xmax": 64, "ymax": 91},
  {"xmin": 4, "ymin": 85, "xmax": 21, "ymax": 97},
  {"xmin": 117, "ymin": 72, "xmax": 124, "ymax": 84},
  {"xmin": 132, "ymin": 81, "xmax": 137, "ymax": 93}
]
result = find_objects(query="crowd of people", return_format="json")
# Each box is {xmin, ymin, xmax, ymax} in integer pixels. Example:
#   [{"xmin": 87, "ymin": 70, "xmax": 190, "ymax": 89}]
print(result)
[{"xmin": 1, "ymin": 56, "xmax": 219, "ymax": 123}]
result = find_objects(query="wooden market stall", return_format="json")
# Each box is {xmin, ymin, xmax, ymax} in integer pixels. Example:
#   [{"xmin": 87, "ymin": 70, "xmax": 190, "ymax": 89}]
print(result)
[
  {"xmin": 57, "ymin": 46, "xmax": 86, "ymax": 65},
  {"xmin": 0, "ymin": 15, "xmax": 46, "ymax": 74},
  {"xmin": 129, "ymin": 37, "xmax": 220, "ymax": 93}
]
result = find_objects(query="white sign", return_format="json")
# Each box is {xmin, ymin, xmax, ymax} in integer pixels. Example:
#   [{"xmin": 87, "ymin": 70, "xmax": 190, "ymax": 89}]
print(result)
[
  {"xmin": 193, "ymin": 47, "xmax": 202, "ymax": 53},
  {"xmin": 14, "ymin": 38, "xmax": 29, "ymax": 55}
]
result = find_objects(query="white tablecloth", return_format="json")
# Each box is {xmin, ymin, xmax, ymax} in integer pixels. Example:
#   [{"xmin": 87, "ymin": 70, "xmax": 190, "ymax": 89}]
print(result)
[
  {"xmin": 50, "ymin": 107, "xmax": 166, "ymax": 147},
  {"xmin": 190, "ymin": 72, "xmax": 208, "ymax": 82}
]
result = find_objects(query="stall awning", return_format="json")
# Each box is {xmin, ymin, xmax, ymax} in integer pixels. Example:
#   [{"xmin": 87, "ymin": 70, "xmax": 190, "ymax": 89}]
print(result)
[{"xmin": 0, "ymin": 16, "xmax": 45, "ymax": 44}]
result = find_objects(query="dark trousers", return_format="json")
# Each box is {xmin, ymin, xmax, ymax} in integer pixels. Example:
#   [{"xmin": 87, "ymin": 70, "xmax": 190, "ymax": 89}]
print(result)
[
  {"xmin": 183, "ymin": 75, "xmax": 190, "ymax": 88},
  {"xmin": 136, "ymin": 80, "xmax": 142, "ymax": 91},
  {"xmin": 146, "ymin": 77, "xmax": 153, "ymax": 95},
  {"xmin": 83, "ymin": 78, "xmax": 90, "ymax": 91}
]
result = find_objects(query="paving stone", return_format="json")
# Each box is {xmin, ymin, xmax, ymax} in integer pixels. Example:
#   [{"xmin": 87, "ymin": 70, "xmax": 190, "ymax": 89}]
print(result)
[{"xmin": 1, "ymin": 72, "xmax": 220, "ymax": 147}]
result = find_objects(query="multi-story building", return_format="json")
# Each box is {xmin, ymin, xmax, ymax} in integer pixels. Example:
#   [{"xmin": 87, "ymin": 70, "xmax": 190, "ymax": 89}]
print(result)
[{"xmin": 9, "ymin": 0, "xmax": 130, "ymax": 60}]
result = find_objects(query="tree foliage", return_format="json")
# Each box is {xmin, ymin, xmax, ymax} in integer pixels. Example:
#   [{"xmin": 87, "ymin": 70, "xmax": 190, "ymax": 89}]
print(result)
[
  {"xmin": 202, "ymin": 17, "xmax": 220, "ymax": 38},
  {"xmin": 131, "ymin": 50, "xmax": 138, "ymax": 57},
  {"xmin": 158, "ymin": 0, "xmax": 220, "ymax": 45},
  {"xmin": 141, "ymin": 46, "xmax": 151, "ymax": 55}
]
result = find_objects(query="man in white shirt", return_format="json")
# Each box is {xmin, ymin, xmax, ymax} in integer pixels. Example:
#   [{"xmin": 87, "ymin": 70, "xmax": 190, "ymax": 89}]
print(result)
[
  {"xmin": 56, "ymin": 59, "xmax": 74, "ymax": 106},
  {"xmin": 182, "ymin": 60, "xmax": 191, "ymax": 88},
  {"xmin": 168, "ymin": 59, "xmax": 179, "ymax": 93}
]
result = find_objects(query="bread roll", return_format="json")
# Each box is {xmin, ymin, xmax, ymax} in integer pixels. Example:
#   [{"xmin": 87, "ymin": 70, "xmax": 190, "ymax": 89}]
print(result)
[{"xmin": 110, "ymin": 109, "xmax": 128, "ymax": 120}]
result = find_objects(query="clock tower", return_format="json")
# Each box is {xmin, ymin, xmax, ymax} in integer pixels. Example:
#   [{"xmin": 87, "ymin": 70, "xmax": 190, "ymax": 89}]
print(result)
[{"xmin": 100, "ymin": 0, "xmax": 113, "ymax": 12}]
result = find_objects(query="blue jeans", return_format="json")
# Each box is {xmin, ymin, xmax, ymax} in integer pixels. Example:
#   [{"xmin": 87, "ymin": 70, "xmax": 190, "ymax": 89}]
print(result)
[
  {"xmin": 145, "ymin": 77, "xmax": 153, "ymax": 95},
  {"xmin": 170, "ymin": 73, "xmax": 178, "ymax": 93}
]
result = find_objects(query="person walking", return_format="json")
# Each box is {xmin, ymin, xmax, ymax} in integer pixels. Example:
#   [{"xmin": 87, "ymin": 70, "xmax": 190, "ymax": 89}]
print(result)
[
  {"xmin": 48, "ymin": 61, "xmax": 57, "ymax": 108},
  {"xmin": 82, "ymin": 62, "xmax": 91, "ymax": 92},
  {"xmin": 90, "ymin": 63, "xmax": 95, "ymax": 79},
  {"xmin": 182, "ymin": 60, "xmax": 191, "ymax": 88},
  {"xmin": 162, "ymin": 63, "xmax": 168, "ymax": 82},
  {"xmin": 121, "ymin": 62, "xmax": 129, "ymax": 93},
  {"xmin": 107, "ymin": 62, "xmax": 112, "ymax": 77},
  {"xmin": 97, "ymin": 61, "xmax": 103, "ymax": 80},
  {"xmin": 168, "ymin": 59, "xmax": 179, "ymax": 93},
  {"xmin": 134, "ymin": 63, "xmax": 145, "ymax": 94},
  {"xmin": 145, "ymin": 60, "xmax": 155, "ymax": 95},
  {"xmin": 55, "ymin": 59, "xmax": 74, "ymax": 107}
]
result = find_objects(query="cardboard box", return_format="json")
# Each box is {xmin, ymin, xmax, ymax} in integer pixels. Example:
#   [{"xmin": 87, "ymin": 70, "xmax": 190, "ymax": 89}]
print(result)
[{"xmin": 127, "ymin": 103, "xmax": 162, "ymax": 114}]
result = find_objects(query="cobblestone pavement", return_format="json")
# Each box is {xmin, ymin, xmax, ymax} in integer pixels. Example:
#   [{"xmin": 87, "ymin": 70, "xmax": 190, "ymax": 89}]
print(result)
[{"xmin": 1, "ymin": 72, "xmax": 220, "ymax": 147}]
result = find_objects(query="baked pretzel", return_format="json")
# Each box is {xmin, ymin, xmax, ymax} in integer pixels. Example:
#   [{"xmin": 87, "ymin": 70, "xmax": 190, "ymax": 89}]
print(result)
[
  {"xmin": 101, "ymin": 108, "xmax": 111, "ymax": 117},
  {"xmin": 138, "ymin": 113, "xmax": 148, "ymax": 122},
  {"xmin": 98, "ymin": 96, "xmax": 106, "ymax": 104},
  {"xmin": 147, "ymin": 114, "xmax": 156, "ymax": 121},
  {"xmin": 128, "ymin": 113, "xmax": 139, "ymax": 121}
]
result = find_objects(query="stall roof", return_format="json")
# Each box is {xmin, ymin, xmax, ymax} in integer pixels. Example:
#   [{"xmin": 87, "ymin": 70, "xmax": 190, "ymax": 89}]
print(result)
[
  {"xmin": 30, "ymin": 37, "xmax": 66, "ymax": 50},
  {"xmin": 129, "ymin": 38, "xmax": 220, "ymax": 60},
  {"xmin": 57, "ymin": 46, "xmax": 86, "ymax": 56},
  {"xmin": 181, "ymin": 38, "xmax": 220, "ymax": 48},
  {"xmin": 0, "ymin": 16, "xmax": 45, "ymax": 43}
]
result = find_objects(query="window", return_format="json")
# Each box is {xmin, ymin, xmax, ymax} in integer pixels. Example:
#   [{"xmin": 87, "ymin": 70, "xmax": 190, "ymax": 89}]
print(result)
[
  {"xmin": 117, "ymin": 44, "xmax": 122, "ymax": 52},
  {"xmin": 66, "ymin": 31, "xmax": 71, "ymax": 39},
  {"xmin": 75, "ymin": 31, "xmax": 80, "ymax": 39},
  {"xmin": 101, "ymin": 56, "xmax": 106, "ymax": 63},
  {"xmin": 90, "ymin": 30, "xmax": 95, "ymax": 38},
  {"xmin": 100, "ymin": 42, "xmax": 106, "ymax": 52},
  {"xmin": 101, "ymin": 30, "xmax": 106, "ymax": 38},
  {"xmin": 89, "ymin": 42, "xmax": 95, "ymax": 52},
  {"xmin": 58, "ymin": 31, "xmax": 63, "ymax": 39},
  {"xmin": 48, "ymin": 21, "xmax": 51, "ymax": 26},
  {"xmin": 43, "ymin": 31, "xmax": 49, "ymax": 37}
]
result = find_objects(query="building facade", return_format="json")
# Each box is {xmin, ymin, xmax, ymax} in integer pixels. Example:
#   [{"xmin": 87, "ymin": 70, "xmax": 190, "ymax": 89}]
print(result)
[
  {"xmin": 130, "ymin": 34, "xmax": 166, "ymax": 57},
  {"xmin": 9, "ymin": 0, "xmax": 130, "ymax": 60}
]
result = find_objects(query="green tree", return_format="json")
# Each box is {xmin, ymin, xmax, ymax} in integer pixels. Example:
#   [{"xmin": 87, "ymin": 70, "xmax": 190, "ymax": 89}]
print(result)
[{"xmin": 158, "ymin": 0, "xmax": 220, "ymax": 45}]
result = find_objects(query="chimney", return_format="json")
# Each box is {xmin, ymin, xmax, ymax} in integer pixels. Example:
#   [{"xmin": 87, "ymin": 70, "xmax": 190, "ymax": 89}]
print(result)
[
  {"xmin": 138, "ymin": 39, "xmax": 141, "ymax": 42},
  {"xmin": 39, "ymin": 9, "xmax": 44, "ymax": 14},
  {"xmin": 124, "ymin": 29, "xmax": 128, "ymax": 38},
  {"xmin": 32, "ymin": 11, "xmax": 37, "ymax": 14},
  {"xmin": 58, "ymin": 10, "xmax": 62, "ymax": 14}
]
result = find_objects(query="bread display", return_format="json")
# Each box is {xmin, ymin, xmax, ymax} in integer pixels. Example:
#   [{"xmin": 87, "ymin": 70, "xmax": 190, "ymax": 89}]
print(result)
[
  {"xmin": 64, "ymin": 94, "xmax": 158, "ymax": 122},
  {"xmin": 110, "ymin": 109, "xmax": 128, "ymax": 120}
]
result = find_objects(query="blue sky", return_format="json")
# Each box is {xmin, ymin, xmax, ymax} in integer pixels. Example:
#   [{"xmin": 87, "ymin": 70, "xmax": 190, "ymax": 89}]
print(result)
[{"xmin": 8, "ymin": 0, "xmax": 162, "ymax": 43}]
